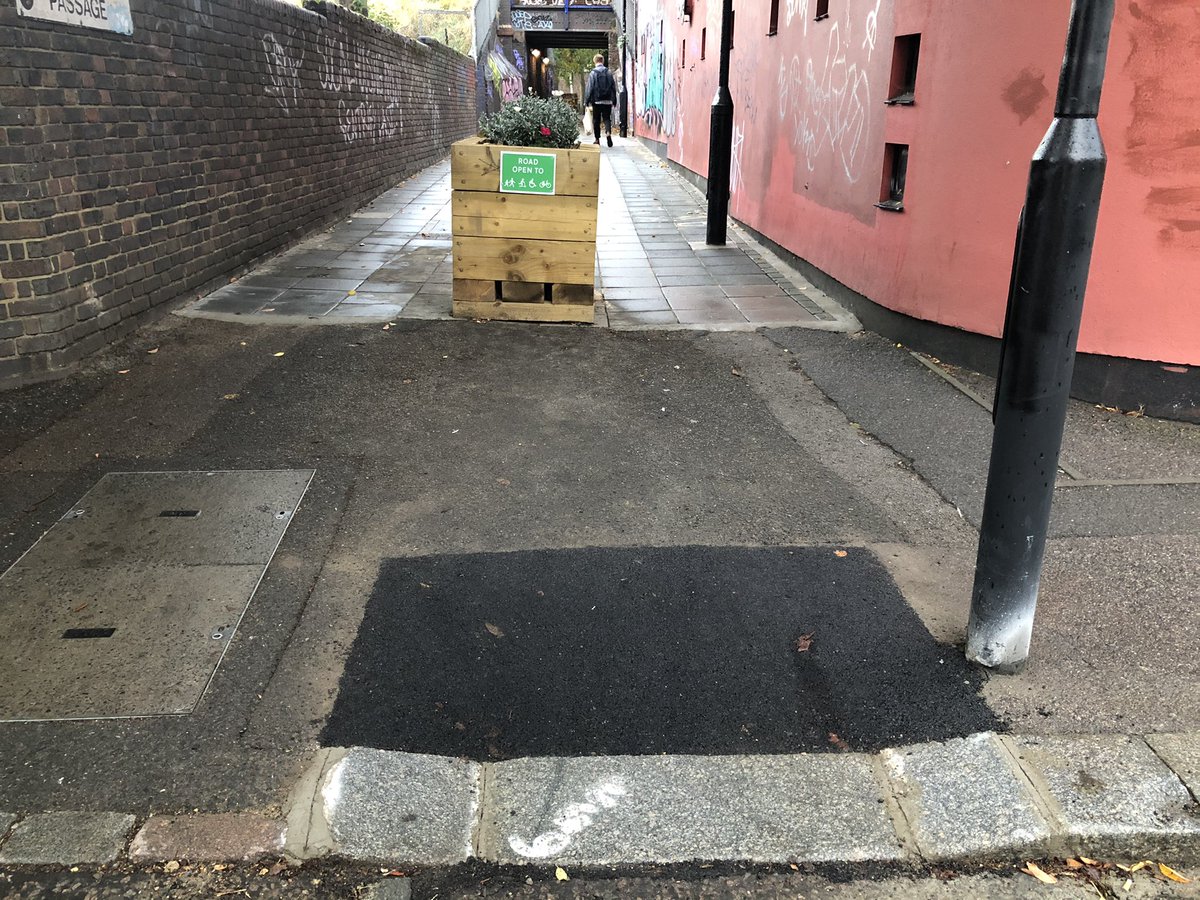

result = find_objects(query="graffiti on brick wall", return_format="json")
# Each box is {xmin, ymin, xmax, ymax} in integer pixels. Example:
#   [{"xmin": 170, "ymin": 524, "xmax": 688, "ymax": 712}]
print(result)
[
  {"xmin": 511, "ymin": 10, "xmax": 555, "ymax": 29},
  {"xmin": 776, "ymin": 0, "xmax": 880, "ymax": 183},
  {"xmin": 636, "ymin": 9, "xmax": 678, "ymax": 137},
  {"xmin": 260, "ymin": 27, "xmax": 477, "ymax": 149},
  {"xmin": 488, "ymin": 50, "xmax": 524, "ymax": 103},
  {"xmin": 262, "ymin": 33, "xmax": 302, "ymax": 111}
]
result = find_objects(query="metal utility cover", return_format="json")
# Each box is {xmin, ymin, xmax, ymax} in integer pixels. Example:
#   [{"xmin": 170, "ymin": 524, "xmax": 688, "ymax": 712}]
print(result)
[{"xmin": 0, "ymin": 471, "xmax": 313, "ymax": 721}]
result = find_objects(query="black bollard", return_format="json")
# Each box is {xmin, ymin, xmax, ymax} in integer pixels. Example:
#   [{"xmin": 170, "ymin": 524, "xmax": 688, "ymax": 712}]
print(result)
[
  {"xmin": 966, "ymin": 0, "xmax": 1114, "ymax": 672},
  {"xmin": 705, "ymin": 0, "xmax": 734, "ymax": 245}
]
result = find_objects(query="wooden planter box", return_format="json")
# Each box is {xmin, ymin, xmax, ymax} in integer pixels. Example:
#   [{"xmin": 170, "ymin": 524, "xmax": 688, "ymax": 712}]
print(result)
[{"xmin": 450, "ymin": 136, "xmax": 600, "ymax": 324}]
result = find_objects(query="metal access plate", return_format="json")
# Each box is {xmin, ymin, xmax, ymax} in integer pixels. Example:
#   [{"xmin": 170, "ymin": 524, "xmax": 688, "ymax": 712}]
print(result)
[
  {"xmin": 21, "ymin": 470, "xmax": 313, "ymax": 568},
  {"xmin": 0, "ymin": 470, "xmax": 313, "ymax": 721}
]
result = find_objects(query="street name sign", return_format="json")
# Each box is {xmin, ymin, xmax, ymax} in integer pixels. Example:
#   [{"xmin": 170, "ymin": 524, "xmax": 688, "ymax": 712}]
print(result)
[
  {"xmin": 16, "ymin": 0, "xmax": 134, "ymax": 35},
  {"xmin": 499, "ymin": 151, "xmax": 557, "ymax": 196}
]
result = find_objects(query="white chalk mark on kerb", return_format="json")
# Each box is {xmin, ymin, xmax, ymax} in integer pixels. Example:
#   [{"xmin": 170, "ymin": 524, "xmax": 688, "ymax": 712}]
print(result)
[{"xmin": 507, "ymin": 778, "xmax": 628, "ymax": 858}]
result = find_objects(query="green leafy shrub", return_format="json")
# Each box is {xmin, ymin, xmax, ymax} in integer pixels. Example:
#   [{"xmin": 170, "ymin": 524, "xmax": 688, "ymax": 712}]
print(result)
[{"xmin": 479, "ymin": 96, "xmax": 581, "ymax": 149}]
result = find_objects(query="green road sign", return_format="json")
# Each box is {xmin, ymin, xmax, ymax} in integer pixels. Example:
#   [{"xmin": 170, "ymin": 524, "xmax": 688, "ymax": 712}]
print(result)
[{"xmin": 499, "ymin": 151, "xmax": 557, "ymax": 195}]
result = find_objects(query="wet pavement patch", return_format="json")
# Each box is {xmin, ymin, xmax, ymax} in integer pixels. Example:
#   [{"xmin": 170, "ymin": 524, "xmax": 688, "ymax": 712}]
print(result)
[{"xmin": 322, "ymin": 546, "xmax": 998, "ymax": 758}]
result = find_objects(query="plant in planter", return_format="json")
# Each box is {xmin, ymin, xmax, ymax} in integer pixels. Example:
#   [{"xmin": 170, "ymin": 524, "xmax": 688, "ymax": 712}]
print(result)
[{"xmin": 451, "ymin": 97, "xmax": 600, "ymax": 324}]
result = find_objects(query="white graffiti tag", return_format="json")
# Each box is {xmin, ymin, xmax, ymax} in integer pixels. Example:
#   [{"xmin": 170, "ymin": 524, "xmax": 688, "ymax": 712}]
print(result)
[
  {"xmin": 262, "ymin": 33, "xmax": 302, "ymax": 111},
  {"xmin": 507, "ymin": 779, "xmax": 628, "ymax": 858},
  {"xmin": 778, "ymin": 13, "xmax": 871, "ymax": 182}
]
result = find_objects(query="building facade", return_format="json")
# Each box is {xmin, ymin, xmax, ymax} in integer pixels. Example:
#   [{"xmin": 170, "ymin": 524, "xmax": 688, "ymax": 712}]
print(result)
[{"xmin": 621, "ymin": 0, "xmax": 1199, "ymax": 417}]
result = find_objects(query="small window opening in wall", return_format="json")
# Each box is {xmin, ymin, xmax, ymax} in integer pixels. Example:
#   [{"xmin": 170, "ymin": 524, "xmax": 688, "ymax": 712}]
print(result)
[
  {"xmin": 768, "ymin": 0, "xmax": 780, "ymax": 35},
  {"xmin": 886, "ymin": 33, "xmax": 921, "ymax": 104},
  {"xmin": 681, "ymin": 39, "xmax": 687, "ymax": 66},
  {"xmin": 701, "ymin": 27, "xmax": 707, "ymax": 58},
  {"xmin": 877, "ymin": 143, "xmax": 908, "ymax": 211},
  {"xmin": 814, "ymin": 0, "xmax": 829, "ymax": 20}
]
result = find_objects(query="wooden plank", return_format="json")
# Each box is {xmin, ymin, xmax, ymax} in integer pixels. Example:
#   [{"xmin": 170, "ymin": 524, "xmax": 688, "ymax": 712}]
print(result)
[
  {"xmin": 452, "ymin": 278, "xmax": 496, "ymax": 302},
  {"xmin": 551, "ymin": 283, "xmax": 595, "ymax": 305},
  {"xmin": 452, "ymin": 191, "xmax": 598, "ymax": 242},
  {"xmin": 453, "ymin": 235, "xmax": 596, "ymax": 285},
  {"xmin": 451, "ymin": 137, "xmax": 600, "ymax": 198},
  {"xmin": 452, "ymin": 299, "xmax": 595, "ymax": 324}
]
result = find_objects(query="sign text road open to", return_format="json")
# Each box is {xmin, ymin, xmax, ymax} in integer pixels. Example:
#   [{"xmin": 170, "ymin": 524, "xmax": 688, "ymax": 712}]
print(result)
[
  {"xmin": 16, "ymin": 0, "xmax": 134, "ymax": 35},
  {"xmin": 500, "ymin": 151, "xmax": 557, "ymax": 196}
]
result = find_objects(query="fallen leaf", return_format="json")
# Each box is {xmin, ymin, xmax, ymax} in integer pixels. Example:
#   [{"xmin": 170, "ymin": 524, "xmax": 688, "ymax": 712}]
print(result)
[
  {"xmin": 147, "ymin": 347, "xmax": 159, "ymax": 354},
  {"xmin": 795, "ymin": 632, "xmax": 814, "ymax": 652},
  {"xmin": 496, "ymin": 478, "xmax": 511, "ymax": 486},
  {"xmin": 347, "ymin": 289, "xmax": 357, "ymax": 296},
  {"xmin": 827, "ymin": 732, "xmax": 850, "ymax": 752},
  {"xmin": 420, "ymin": 583, "xmax": 432, "ymax": 589},
  {"xmin": 555, "ymin": 867, "xmax": 570, "ymax": 882},
  {"xmin": 1159, "ymin": 863, "xmax": 1191, "ymax": 884},
  {"xmin": 212, "ymin": 863, "xmax": 228, "ymax": 872},
  {"xmin": 731, "ymin": 367, "xmax": 743, "ymax": 377},
  {"xmin": 789, "ymin": 864, "xmax": 799, "ymax": 871},
  {"xmin": 1130, "ymin": 861, "xmax": 1151, "ymax": 872},
  {"xmin": 222, "ymin": 393, "xmax": 239, "ymax": 401},
  {"xmin": 257, "ymin": 867, "xmax": 269, "ymax": 876},
  {"xmin": 261, "ymin": 307, "xmax": 275, "ymax": 312},
  {"xmin": 273, "ymin": 352, "xmax": 285, "ymax": 357},
  {"xmin": 384, "ymin": 870, "xmax": 408, "ymax": 877},
  {"xmin": 1124, "ymin": 878, "xmax": 1134, "ymax": 891},
  {"xmin": 1021, "ymin": 862, "xmax": 1057, "ymax": 885},
  {"xmin": 73, "ymin": 603, "xmax": 89, "ymax": 613},
  {"xmin": 834, "ymin": 549, "xmax": 848, "ymax": 558},
  {"xmin": 1080, "ymin": 857, "xmax": 1099, "ymax": 866},
  {"xmin": 1065, "ymin": 859, "xmax": 1084, "ymax": 869},
  {"xmin": 117, "ymin": 369, "xmax": 130, "ymax": 375},
  {"xmin": 485, "ymin": 622, "xmax": 505, "ymax": 638},
  {"xmin": 164, "ymin": 860, "xmax": 181, "ymax": 873}
]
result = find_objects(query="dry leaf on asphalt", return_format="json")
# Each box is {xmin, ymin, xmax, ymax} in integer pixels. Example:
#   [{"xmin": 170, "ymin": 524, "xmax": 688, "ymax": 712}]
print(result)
[
  {"xmin": 555, "ymin": 867, "xmax": 570, "ymax": 882},
  {"xmin": 827, "ymin": 732, "xmax": 850, "ymax": 752},
  {"xmin": 795, "ymin": 632, "xmax": 814, "ymax": 652},
  {"xmin": 117, "ymin": 369, "xmax": 130, "ymax": 375},
  {"xmin": 731, "ymin": 367, "xmax": 743, "ymax": 377},
  {"xmin": 1159, "ymin": 863, "xmax": 1191, "ymax": 883},
  {"xmin": 485, "ymin": 622, "xmax": 505, "ymax": 638},
  {"xmin": 147, "ymin": 347, "xmax": 159, "ymax": 354},
  {"xmin": 222, "ymin": 393, "xmax": 239, "ymax": 401},
  {"xmin": 1020, "ymin": 862, "xmax": 1057, "ymax": 884},
  {"xmin": 273, "ymin": 352, "xmax": 285, "ymax": 357},
  {"xmin": 497, "ymin": 478, "xmax": 511, "ymax": 486},
  {"xmin": 1065, "ymin": 858, "xmax": 1083, "ymax": 869},
  {"xmin": 834, "ymin": 550, "xmax": 848, "ymax": 558}
]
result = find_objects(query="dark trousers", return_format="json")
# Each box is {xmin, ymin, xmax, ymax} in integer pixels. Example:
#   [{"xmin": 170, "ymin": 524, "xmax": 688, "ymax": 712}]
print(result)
[{"xmin": 593, "ymin": 104, "xmax": 613, "ymax": 138}]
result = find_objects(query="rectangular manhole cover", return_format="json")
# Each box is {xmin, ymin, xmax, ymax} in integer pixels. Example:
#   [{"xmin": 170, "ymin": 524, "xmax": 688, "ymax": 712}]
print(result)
[{"xmin": 0, "ymin": 470, "xmax": 313, "ymax": 721}]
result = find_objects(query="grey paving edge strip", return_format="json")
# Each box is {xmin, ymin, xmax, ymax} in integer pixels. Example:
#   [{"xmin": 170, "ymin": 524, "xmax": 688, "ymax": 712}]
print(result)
[{"xmin": 1, "ymin": 732, "xmax": 1198, "ymax": 868}]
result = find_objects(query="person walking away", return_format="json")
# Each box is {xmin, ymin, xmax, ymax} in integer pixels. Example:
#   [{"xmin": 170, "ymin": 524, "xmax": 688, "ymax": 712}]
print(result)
[{"xmin": 584, "ymin": 54, "xmax": 617, "ymax": 147}]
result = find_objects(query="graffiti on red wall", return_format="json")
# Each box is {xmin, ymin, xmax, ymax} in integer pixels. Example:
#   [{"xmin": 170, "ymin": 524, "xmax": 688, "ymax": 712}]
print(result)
[{"xmin": 636, "ymin": 3, "xmax": 678, "ymax": 138}]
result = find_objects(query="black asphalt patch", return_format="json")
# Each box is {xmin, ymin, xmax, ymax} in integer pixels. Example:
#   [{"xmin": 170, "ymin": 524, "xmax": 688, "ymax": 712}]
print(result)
[{"xmin": 323, "ymin": 546, "xmax": 998, "ymax": 758}]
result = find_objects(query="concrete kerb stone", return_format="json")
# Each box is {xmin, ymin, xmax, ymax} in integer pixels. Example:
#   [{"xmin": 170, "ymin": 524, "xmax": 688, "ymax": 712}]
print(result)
[
  {"xmin": 479, "ymin": 753, "xmax": 904, "ymax": 866},
  {"xmin": 881, "ymin": 732, "xmax": 1053, "ymax": 861},
  {"xmin": 1006, "ymin": 734, "xmax": 1200, "ymax": 860},
  {"xmin": 129, "ymin": 813, "xmax": 286, "ymax": 863},
  {"xmin": 0, "ymin": 812, "xmax": 135, "ymax": 865},
  {"xmin": 3, "ymin": 732, "xmax": 1200, "ymax": 870},
  {"xmin": 1147, "ymin": 733, "xmax": 1200, "ymax": 803},
  {"xmin": 316, "ymin": 747, "xmax": 481, "ymax": 866}
]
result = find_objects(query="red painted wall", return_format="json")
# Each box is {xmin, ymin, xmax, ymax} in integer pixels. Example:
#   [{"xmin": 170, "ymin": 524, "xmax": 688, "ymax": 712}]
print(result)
[{"xmin": 632, "ymin": 0, "xmax": 1200, "ymax": 366}]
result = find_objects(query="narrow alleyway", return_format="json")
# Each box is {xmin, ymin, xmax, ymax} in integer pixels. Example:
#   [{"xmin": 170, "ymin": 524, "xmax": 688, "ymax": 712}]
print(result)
[{"xmin": 183, "ymin": 140, "xmax": 853, "ymax": 331}]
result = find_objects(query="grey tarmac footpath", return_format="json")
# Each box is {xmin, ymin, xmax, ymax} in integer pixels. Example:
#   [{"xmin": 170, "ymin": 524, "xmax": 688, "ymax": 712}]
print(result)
[{"xmin": 3, "ymin": 733, "xmax": 1199, "ymax": 869}]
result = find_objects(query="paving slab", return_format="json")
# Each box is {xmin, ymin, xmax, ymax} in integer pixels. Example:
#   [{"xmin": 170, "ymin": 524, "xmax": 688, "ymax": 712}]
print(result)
[
  {"xmin": 0, "ymin": 812, "xmax": 134, "ymax": 865},
  {"xmin": 0, "ymin": 812, "xmax": 15, "ymax": 840},
  {"xmin": 321, "ymin": 748, "xmax": 480, "ymax": 866},
  {"xmin": 1011, "ymin": 735, "xmax": 1200, "ymax": 858},
  {"xmin": 1147, "ymin": 733, "xmax": 1200, "ymax": 800},
  {"xmin": 480, "ymin": 753, "xmax": 904, "ymax": 866},
  {"xmin": 129, "ymin": 813, "xmax": 286, "ymax": 862},
  {"xmin": 882, "ymin": 732, "xmax": 1052, "ymax": 860}
]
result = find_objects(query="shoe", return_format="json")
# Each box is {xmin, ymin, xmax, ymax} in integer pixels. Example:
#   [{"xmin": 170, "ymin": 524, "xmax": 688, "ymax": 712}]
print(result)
[
  {"xmin": 607, "ymin": 135, "xmax": 613, "ymax": 147},
  {"xmin": 593, "ymin": 140, "xmax": 600, "ymax": 145}
]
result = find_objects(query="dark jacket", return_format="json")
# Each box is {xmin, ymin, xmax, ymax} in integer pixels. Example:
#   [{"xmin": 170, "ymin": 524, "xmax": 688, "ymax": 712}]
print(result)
[{"xmin": 585, "ymin": 65, "xmax": 616, "ymax": 106}]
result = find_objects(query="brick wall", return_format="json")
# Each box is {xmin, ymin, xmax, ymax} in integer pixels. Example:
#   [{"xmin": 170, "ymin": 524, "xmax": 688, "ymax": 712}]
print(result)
[{"xmin": 0, "ymin": 0, "xmax": 479, "ymax": 385}]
